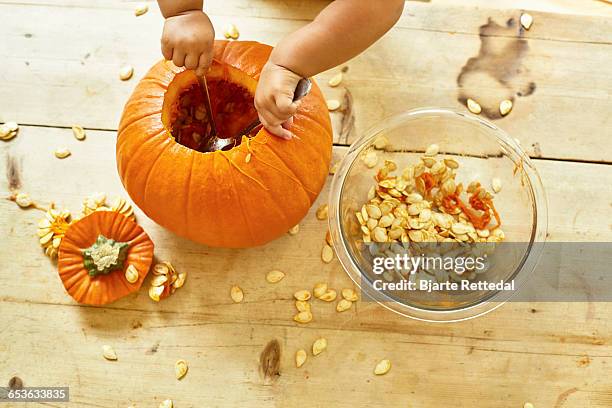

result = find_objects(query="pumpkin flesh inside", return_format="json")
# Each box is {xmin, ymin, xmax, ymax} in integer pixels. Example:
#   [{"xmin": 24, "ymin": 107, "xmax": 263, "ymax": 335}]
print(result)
[{"xmin": 163, "ymin": 68, "xmax": 259, "ymax": 152}]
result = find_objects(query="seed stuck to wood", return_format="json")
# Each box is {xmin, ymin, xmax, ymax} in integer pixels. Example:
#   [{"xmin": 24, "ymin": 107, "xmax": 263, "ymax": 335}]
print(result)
[
  {"xmin": 491, "ymin": 177, "xmax": 502, "ymax": 193},
  {"xmin": 175, "ymin": 359, "xmax": 188, "ymax": 380},
  {"xmin": 294, "ymin": 290, "xmax": 311, "ymax": 301},
  {"xmin": 499, "ymin": 99, "xmax": 513, "ymax": 116},
  {"xmin": 102, "ymin": 345, "xmax": 117, "ymax": 361},
  {"xmin": 159, "ymin": 400, "xmax": 173, "ymax": 408},
  {"xmin": 321, "ymin": 245, "xmax": 334, "ymax": 263},
  {"xmin": 295, "ymin": 300, "xmax": 311, "ymax": 313},
  {"xmin": 326, "ymin": 99, "xmax": 341, "ymax": 111},
  {"xmin": 325, "ymin": 230, "xmax": 333, "ymax": 246},
  {"xmin": 230, "ymin": 285, "xmax": 244, "ymax": 303},
  {"xmin": 313, "ymin": 283, "xmax": 328, "ymax": 298},
  {"xmin": 54, "ymin": 147, "xmax": 71, "ymax": 159},
  {"xmin": 266, "ymin": 270, "xmax": 285, "ymax": 283},
  {"xmin": 293, "ymin": 310, "xmax": 313, "ymax": 324},
  {"xmin": 466, "ymin": 98, "xmax": 482, "ymax": 114},
  {"xmin": 336, "ymin": 299, "xmax": 352, "ymax": 312},
  {"xmin": 316, "ymin": 204, "xmax": 328, "ymax": 220},
  {"xmin": 134, "ymin": 3, "xmax": 149, "ymax": 16},
  {"xmin": 288, "ymin": 224, "xmax": 300, "ymax": 235},
  {"xmin": 312, "ymin": 338, "xmax": 327, "ymax": 356},
  {"xmin": 125, "ymin": 264, "xmax": 139, "ymax": 283},
  {"xmin": 15, "ymin": 192, "xmax": 32, "ymax": 208},
  {"xmin": 341, "ymin": 288, "xmax": 359, "ymax": 302},
  {"xmin": 328, "ymin": 72, "xmax": 343, "ymax": 87},
  {"xmin": 119, "ymin": 65, "xmax": 134, "ymax": 81},
  {"xmin": 1, "ymin": 122, "xmax": 19, "ymax": 141},
  {"xmin": 223, "ymin": 23, "xmax": 240, "ymax": 40},
  {"xmin": 295, "ymin": 349, "xmax": 307, "ymax": 368},
  {"xmin": 520, "ymin": 13, "xmax": 533, "ymax": 30},
  {"xmin": 245, "ymin": 153, "xmax": 252, "ymax": 163},
  {"xmin": 71, "ymin": 124, "xmax": 86, "ymax": 141},
  {"xmin": 374, "ymin": 359, "xmax": 391, "ymax": 375},
  {"xmin": 318, "ymin": 289, "xmax": 337, "ymax": 302}
]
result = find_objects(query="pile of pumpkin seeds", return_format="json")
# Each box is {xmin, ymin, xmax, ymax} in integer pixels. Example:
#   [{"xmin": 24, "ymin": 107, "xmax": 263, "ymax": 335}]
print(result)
[{"xmin": 149, "ymin": 261, "xmax": 186, "ymax": 301}]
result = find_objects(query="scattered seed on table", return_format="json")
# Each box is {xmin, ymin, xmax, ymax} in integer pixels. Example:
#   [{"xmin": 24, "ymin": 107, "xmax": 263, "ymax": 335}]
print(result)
[
  {"xmin": 336, "ymin": 299, "xmax": 352, "ymax": 312},
  {"xmin": 102, "ymin": 345, "xmax": 117, "ymax": 361},
  {"xmin": 119, "ymin": 65, "xmax": 134, "ymax": 81},
  {"xmin": 294, "ymin": 290, "xmax": 311, "ymax": 301},
  {"xmin": 312, "ymin": 338, "xmax": 327, "ymax": 356},
  {"xmin": 326, "ymin": 99, "xmax": 341, "ymax": 111},
  {"xmin": 54, "ymin": 147, "xmax": 71, "ymax": 159},
  {"xmin": 295, "ymin": 349, "xmax": 307, "ymax": 367},
  {"xmin": 328, "ymin": 72, "xmax": 343, "ymax": 87},
  {"xmin": 266, "ymin": 270, "xmax": 285, "ymax": 283},
  {"xmin": 499, "ymin": 99, "xmax": 513, "ymax": 116},
  {"xmin": 374, "ymin": 359, "xmax": 391, "ymax": 375},
  {"xmin": 288, "ymin": 224, "xmax": 300, "ymax": 235},
  {"xmin": 313, "ymin": 282, "xmax": 328, "ymax": 298},
  {"xmin": 230, "ymin": 285, "xmax": 244, "ymax": 303},
  {"xmin": 134, "ymin": 3, "xmax": 149, "ymax": 16},
  {"xmin": 466, "ymin": 98, "xmax": 482, "ymax": 114},
  {"xmin": 175, "ymin": 359, "xmax": 188, "ymax": 380},
  {"xmin": 520, "ymin": 13, "xmax": 533, "ymax": 30},
  {"xmin": 321, "ymin": 245, "xmax": 334, "ymax": 263},
  {"xmin": 223, "ymin": 23, "xmax": 240, "ymax": 39}
]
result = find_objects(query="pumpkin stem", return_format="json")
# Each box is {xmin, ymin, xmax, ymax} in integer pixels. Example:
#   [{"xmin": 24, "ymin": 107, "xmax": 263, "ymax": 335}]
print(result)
[{"xmin": 82, "ymin": 235, "xmax": 129, "ymax": 277}]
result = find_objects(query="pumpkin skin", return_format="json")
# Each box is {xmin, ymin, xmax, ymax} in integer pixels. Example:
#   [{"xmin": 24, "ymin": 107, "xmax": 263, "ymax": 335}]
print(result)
[
  {"xmin": 57, "ymin": 211, "xmax": 154, "ymax": 305},
  {"xmin": 117, "ymin": 41, "xmax": 333, "ymax": 248}
]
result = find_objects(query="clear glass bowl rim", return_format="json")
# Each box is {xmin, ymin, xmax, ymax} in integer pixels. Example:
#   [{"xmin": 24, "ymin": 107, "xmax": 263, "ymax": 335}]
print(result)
[{"xmin": 328, "ymin": 107, "xmax": 548, "ymax": 323}]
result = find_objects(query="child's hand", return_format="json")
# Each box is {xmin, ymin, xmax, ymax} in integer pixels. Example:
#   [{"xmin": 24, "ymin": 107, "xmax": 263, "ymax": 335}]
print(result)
[
  {"xmin": 161, "ymin": 10, "xmax": 214, "ymax": 76},
  {"xmin": 254, "ymin": 62, "xmax": 302, "ymax": 140}
]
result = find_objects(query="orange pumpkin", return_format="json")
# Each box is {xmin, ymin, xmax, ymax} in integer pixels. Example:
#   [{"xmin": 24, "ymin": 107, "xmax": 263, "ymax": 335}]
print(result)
[
  {"xmin": 57, "ymin": 211, "xmax": 154, "ymax": 305},
  {"xmin": 117, "ymin": 41, "xmax": 333, "ymax": 248}
]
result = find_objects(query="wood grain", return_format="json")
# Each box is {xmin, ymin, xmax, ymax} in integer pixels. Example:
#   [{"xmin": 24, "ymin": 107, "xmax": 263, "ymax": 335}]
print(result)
[
  {"xmin": 1, "ymin": 127, "xmax": 612, "ymax": 407},
  {"xmin": 0, "ymin": 2, "xmax": 610, "ymax": 162}
]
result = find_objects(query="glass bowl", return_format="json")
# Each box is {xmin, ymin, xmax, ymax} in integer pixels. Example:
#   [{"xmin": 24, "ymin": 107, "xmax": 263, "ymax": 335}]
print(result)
[{"xmin": 328, "ymin": 108, "xmax": 548, "ymax": 322}]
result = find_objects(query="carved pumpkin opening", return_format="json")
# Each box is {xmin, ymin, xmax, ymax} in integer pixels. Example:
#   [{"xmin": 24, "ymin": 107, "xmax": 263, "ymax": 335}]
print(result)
[{"xmin": 161, "ymin": 63, "xmax": 259, "ymax": 152}]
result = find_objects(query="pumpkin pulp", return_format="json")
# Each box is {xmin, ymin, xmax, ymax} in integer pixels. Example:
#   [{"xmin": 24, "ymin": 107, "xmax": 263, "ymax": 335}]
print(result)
[{"xmin": 164, "ymin": 68, "xmax": 259, "ymax": 152}]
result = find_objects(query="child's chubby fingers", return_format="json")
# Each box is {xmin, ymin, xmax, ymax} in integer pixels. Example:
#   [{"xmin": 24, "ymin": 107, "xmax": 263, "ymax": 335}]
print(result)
[
  {"xmin": 195, "ymin": 53, "xmax": 213, "ymax": 77},
  {"xmin": 184, "ymin": 53, "xmax": 200, "ymax": 71},
  {"xmin": 161, "ymin": 42, "xmax": 173, "ymax": 61},
  {"xmin": 257, "ymin": 110, "xmax": 293, "ymax": 140},
  {"xmin": 172, "ymin": 49, "xmax": 187, "ymax": 69}
]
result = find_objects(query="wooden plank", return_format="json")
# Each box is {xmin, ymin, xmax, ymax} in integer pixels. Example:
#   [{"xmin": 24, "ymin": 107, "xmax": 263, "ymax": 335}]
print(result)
[
  {"xmin": 0, "ymin": 3, "xmax": 611, "ymax": 162},
  {"xmin": 1, "ymin": 127, "xmax": 612, "ymax": 394}
]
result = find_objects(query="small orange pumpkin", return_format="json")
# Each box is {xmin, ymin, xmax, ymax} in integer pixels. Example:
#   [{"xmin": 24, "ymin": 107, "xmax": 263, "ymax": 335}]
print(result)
[
  {"xmin": 57, "ymin": 211, "xmax": 154, "ymax": 305},
  {"xmin": 117, "ymin": 40, "xmax": 333, "ymax": 248}
]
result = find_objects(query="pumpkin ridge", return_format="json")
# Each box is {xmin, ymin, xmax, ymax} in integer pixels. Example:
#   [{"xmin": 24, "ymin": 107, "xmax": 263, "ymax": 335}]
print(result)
[
  {"xmin": 227, "ymin": 157, "xmax": 259, "ymax": 246},
  {"xmin": 182, "ymin": 152, "xmax": 195, "ymax": 234},
  {"xmin": 117, "ymin": 127, "xmax": 168, "ymax": 186},
  {"xmin": 253, "ymin": 142, "xmax": 319, "ymax": 197},
  {"xmin": 219, "ymin": 151, "xmax": 268, "ymax": 191},
  {"xmin": 119, "ymin": 108, "xmax": 163, "ymax": 135},
  {"xmin": 141, "ymin": 141, "xmax": 173, "ymax": 211}
]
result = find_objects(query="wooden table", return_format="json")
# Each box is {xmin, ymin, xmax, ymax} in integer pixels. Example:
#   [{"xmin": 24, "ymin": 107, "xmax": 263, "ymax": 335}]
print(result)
[{"xmin": 1, "ymin": 1, "xmax": 611, "ymax": 407}]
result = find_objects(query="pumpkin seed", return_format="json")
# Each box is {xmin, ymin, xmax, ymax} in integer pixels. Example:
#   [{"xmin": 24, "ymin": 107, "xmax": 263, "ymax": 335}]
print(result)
[
  {"xmin": 125, "ymin": 264, "xmax": 139, "ymax": 283},
  {"xmin": 245, "ymin": 153, "xmax": 252, "ymax": 163},
  {"xmin": 15, "ymin": 192, "xmax": 32, "ymax": 208},
  {"xmin": 149, "ymin": 285, "xmax": 164, "ymax": 302},
  {"xmin": 159, "ymin": 400, "xmax": 173, "ymax": 408},
  {"xmin": 328, "ymin": 72, "xmax": 343, "ymax": 87},
  {"xmin": 326, "ymin": 99, "xmax": 341, "ymax": 111},
  {"xmin": 316, "ymin": 204, "xmax": 328, "ymax": 220},
  {"xmin": 175, "ymin": 359, "xmax": 188, "ymax": 380},
  {"xmin": 444, "ymin": 158, "xmax": 459, "ymax": 169},
  {"xmin": 336, "ymin": 299, "xmax": 352, "ymax": 312},
  {"xmin": 288, "ymin": 224, "xmax": 300, "ymax": 235},
  {"xmin": 466, "ymin": 98, "xmax": 482, "ymax": 114},
  {"xmin": 325, "ymin": 229, "xmax": 333, "ymax": 246},
  {"xmin": 312, "ymin": 338, "xmax": 327, "ymax": 356},
  {"xmin": 321, "ymin": 245, "xmax": 334, "ymax": 263},
  {"xmin": 313, "ymin": 282, "xmax": 328, "ymax": 298},
  {"xmin": 223, "ymin": 23, "xmax": 240, "ymax": 39},
  {"xmin": 374, "ymin": 359, "xmax": 391, "ymax": 375},
  {"xmin": 329, "ymin": 162, "xmax": 339, "ymax": 174},
  {"xmin": 0, "ymin": 122, "xmax": 19, "ymax": 140},
  {"xmin": 425, "ymin": 143, "xmax": 439, "ymax": 157},
  {"xmin": 134, "ymin": 3, "xmax": 148, "ymax": 16},
  {"xmin": 294, "ymin": 290, "xmax": 311, "ymax": 301},
  {"xmin": 318, "ymin": 289, "xmax": 337, "ymax": 302},
  {"xmin": 230, "ymin": 285, "xmax": 244, "ymax": 303},
  {"xmin": 295, "ymin": 349, "xmax": 307, "ymax": 368},
  {"xmin": 363, "ymin": 150, "xmax": 378, "ymax": 168},
  {"xmin": 102, "ymin": 345, "xmax": 117, "ymax": 361},
  {"xmin": 119, "ymin": 65, "xmax": 134, "ymax": 81},
  {"xmin": 373, "ymin": 135, "xmax": 388, "ymax": 150},
  {"xmin": 499, "ymin": 99, "xmax": 513, "ymax": 116},
  {"xmin": 266, "ymin": 270, "xmax": 285, "ymax": 283},
  {"xmin": 54, "ymin": 147, "xmax": 71, "ymax": 159},
  {"xmin": 491, "ymin": 177, "xmax": 502, "ymax": 193},
  {"xmin": 151, "ymin": 274, "xmax": 168, "ymax": 287},
  {"xmin": 295, "ymin": 300, "xmax": 311, "ymax": 312},
  {"xmin": 72, "ymin": 124, "xmax": 86, "ymax": 141},
  {"xmin": 293, "ymin": 310, "xmax": 313, "ymax": 324},
  {"xmin": 520, "ymin": 13, "xmax": 533, "ymax": 30},
  {"xmin": 421, "ymin": 156, "xmax": 436, "ymax": 168},
  {"xmin": 342, "ymin": 288, "xmax": 359, "ymax": 302},
  {"xmin": 153, "ymin": 263, "xmax": 170, "ymax": 276},
  {"xmin": 173, "ymin": 272, "xmax": 187, "ymax": 289}
]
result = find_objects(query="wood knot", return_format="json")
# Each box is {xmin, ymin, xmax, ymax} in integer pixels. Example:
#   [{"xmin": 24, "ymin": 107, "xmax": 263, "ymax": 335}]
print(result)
[
  {"xmin": 259, "ymin": 339, "xmax": 281, "ymax": 385},
  {"xmin": 5, "ymin": 154, "xmax": 22, "ymax": 191},
  {"xmin": 8, "ymin": 376, "xmax": 23, "ymax": 389}
]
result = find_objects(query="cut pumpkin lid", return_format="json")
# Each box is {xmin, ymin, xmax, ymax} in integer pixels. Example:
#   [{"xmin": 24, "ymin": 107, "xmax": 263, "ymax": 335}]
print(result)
[{"xmin": 57, "ymin": 210, "xmax": 154, "ymax": 305}]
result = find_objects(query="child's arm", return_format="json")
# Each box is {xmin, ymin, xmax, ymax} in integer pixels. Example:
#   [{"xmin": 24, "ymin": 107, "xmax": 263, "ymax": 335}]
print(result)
[
  {"xmin": 255, "ymin": 0, "xmax": 404, "ymax": 138},
  {"xmin": 158, "ymin": 0, "xmax": 214, "ymax": 76}
]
